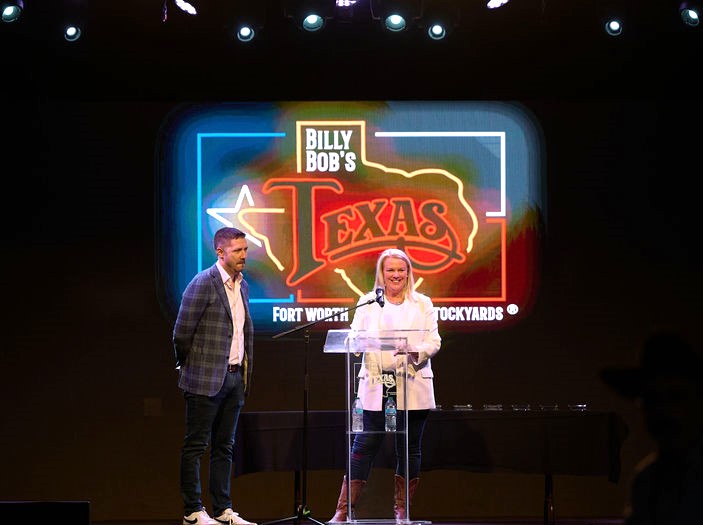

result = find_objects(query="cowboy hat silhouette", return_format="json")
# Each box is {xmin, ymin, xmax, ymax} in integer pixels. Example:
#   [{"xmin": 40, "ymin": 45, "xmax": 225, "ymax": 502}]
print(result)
[{"xmin": 601, "ymin": 332, "xmax": 703, "ymax": 399}]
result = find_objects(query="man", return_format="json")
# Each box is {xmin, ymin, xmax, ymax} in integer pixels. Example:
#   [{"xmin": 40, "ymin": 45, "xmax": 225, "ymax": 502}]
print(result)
[
  {"xmin": 173, "ymin": 227, "xmax": 256, "ymax": 525},
  {"xmin": 601, "ymin": 331, "xmax": 703, "ymax": 525}
]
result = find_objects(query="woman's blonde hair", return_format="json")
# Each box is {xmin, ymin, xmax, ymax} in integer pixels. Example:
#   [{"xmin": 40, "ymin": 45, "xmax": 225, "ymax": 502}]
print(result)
[{"xmin": 373, "ymin": 248, "xmax": 416, "ymax": 302}]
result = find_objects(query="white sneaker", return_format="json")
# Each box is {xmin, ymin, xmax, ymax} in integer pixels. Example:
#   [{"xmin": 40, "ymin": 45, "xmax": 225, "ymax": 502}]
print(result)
[
  {"xmin": 183, "ymin": 509, "xmax": 217, "ymax": 525},
  {"xmin": 214, "ymin": 508, "xmax": 257, "ymax": 525}
]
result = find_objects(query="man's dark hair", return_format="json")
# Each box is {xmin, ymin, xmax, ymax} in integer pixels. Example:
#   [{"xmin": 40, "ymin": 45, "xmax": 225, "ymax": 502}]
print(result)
[{"xmin": 213, "ymin": 227, "xmax": 246, "ymax": 250}]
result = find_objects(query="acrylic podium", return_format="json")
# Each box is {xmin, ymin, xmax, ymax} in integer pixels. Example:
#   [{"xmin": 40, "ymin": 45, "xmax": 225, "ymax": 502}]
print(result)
[{"xmin": 324, "ymin": 328, "xmax": 431, "ymax": 525}]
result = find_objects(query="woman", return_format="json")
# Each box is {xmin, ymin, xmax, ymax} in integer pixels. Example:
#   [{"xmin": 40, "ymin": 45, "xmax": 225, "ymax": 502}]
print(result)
[{"xmin": 329, "ymin": 248, "xmax": 441, "ymax": 521}]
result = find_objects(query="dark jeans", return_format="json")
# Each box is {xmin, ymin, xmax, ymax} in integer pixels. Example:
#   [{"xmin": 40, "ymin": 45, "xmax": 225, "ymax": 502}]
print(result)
[
  {"xmin": 350, "ymin": 409, "xmax": 429, "ymax": 481},
  {"xmin": 180, "ymin": 370, "xmax": 245, "ymax": 517}
]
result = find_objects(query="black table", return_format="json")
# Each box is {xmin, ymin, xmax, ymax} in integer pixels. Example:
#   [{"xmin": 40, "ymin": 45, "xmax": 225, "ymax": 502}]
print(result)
[{"xmin": 234, "ymin": 409, "xmax": 628, "ymax": 524}]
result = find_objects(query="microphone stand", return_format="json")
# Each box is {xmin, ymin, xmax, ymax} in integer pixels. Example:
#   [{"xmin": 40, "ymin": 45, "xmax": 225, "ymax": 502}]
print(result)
[{"xmin": 262, "ymin": 294, "xmax": 381, "ymax": 525}]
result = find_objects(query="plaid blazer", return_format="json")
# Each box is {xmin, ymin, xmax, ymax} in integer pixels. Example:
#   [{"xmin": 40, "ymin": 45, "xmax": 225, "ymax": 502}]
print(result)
[{"xmin": 173, "ymin": 264, "xmax": 254, "ymax": 397}]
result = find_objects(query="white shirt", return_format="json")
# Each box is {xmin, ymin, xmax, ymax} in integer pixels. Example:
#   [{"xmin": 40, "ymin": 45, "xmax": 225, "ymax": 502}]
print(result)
[
  {"xmin": 216, "ymin": 261, "xmax": 245, "ymax": 366},
  {"xmin": 379, "ymin": 301, "xmax": 411, "ymax": 371}
]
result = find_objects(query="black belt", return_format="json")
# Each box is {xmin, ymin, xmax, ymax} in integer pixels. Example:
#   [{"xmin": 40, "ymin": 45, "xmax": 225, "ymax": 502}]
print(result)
[{"xmin": 227, "ymin": 364, "xmax": 241, "ymax": 373}]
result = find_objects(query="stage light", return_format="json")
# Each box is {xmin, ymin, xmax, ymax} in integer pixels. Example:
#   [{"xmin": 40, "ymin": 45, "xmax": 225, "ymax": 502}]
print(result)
[
  {"xmin": 229, "ymin": 3, "xmax": 266, "ymax": 44},
  {"xmin": 371, "ymin": 0, "xmax": 421, "ymax": 33},
  {"xmin": 59, "ymin": 2, "xmax": 87, "ymax": 43},
  {"xmin": 422, "ymin": 0, "xmax": 460, "ymax": 41},
  {"xmin": 236, "ymin": 24, "xmax": 256, "ymax": 42},
  {"xmin": 174, "ymin": 0, "xmax": 197, "ymax": 16},
  {"xmin": 1, "ymin": 1, "xmax": 23, "ymax": 23},
  {"xmin": 385, "ymin": 13, "xmax": 406, "ymax": 31},
  {"xmin": 302, "ymin": 13, "xmax": 325, "ymax": 31},
  {"xmin": 427, "ymin": 23, "xmax": 446, "ymax": 39},
  {"xmin": 284, "ymin": 1, "xmax": 334, "ymax": 33},
  {"xmin": 486, "ymin": 0, "xmax": 510, "ymax": 8},
  {"xmin": 64, "ymin": 24, "xmax": 82, "ymax": 42},
  {"xmin": 605, "ymin": 18, "xmax": 623, "ymax": 36},
  {"xmin": 680, "ymin": 2, "xmax": 701, "ymax": 26}
]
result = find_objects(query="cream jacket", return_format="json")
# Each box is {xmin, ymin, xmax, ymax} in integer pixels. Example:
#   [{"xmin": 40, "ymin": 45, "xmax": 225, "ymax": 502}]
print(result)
[{"xmin": 351, "ymin": 291, "xmax": 441, "ymax": 410}]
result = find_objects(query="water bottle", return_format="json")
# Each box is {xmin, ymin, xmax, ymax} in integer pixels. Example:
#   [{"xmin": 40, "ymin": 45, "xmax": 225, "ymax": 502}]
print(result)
[
  {"xmin": 352, "ymin": 397, "xmax": 364, "ymax": 433},
  {"xmin": 384, "ymin": 396, "xmax": 397, "ymax": 432}
]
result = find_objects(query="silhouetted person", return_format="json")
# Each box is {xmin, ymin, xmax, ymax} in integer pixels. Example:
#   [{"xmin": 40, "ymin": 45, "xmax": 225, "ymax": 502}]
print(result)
[{"xmin": 601, "ymin": 331, "xmax": 703, "ymax": 525}]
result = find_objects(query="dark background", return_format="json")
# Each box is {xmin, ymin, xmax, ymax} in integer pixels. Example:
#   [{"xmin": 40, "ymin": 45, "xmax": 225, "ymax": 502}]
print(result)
[{"xmin": 1, "ymin": 0, "xmax": 700, "ymax": 522}]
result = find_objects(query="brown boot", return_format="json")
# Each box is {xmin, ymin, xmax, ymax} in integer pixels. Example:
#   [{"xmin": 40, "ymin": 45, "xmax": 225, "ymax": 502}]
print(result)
[
  {"xmin": 393, "ymin": 475, "xmax": 419, "ymax": 520},
  {"xmin": 329, "ymin": 475, "xmax": 365, "ymax": 522}
]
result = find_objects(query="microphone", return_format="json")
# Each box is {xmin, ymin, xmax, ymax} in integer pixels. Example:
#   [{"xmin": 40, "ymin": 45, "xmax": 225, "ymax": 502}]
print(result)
[{"xmin": 375, "ymin": 287, "xmax": 385, "ymax": 307}]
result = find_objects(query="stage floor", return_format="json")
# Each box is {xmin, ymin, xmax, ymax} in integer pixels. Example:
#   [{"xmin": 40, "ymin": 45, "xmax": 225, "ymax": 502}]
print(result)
[{"xmin": 91, "ymin": 518, "xmax": 623, "ymax": 525}]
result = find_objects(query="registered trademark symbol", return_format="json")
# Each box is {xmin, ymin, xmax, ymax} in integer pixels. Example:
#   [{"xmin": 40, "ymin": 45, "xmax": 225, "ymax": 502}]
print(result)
[{"xmin": 506, "ymin": 304, "xmax": 519, "ymax": 315}]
